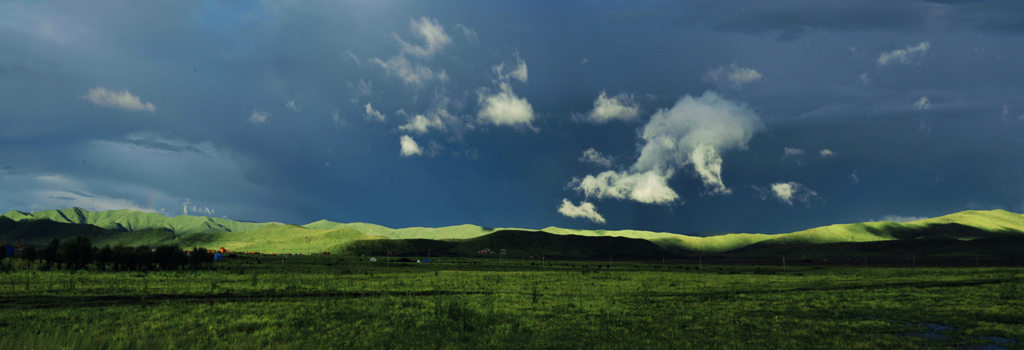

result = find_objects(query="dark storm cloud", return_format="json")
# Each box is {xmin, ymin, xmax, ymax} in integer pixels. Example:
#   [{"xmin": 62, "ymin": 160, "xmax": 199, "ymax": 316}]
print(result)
[
  {"xmin": 705, "ymin": 1, "xmax": 932, "ymax": 39},
  {"xmin": 686, "ymin": 0, "xmax": 1024, "ymax": 41},
  {"xmin": 3, "ymin": 0, "xmax": 1024, "ymax": 234}
]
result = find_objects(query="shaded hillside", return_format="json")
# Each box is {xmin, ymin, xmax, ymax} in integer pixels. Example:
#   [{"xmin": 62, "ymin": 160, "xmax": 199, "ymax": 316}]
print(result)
[
  {"xmin": 723, "ymin": 222, "xmax": 1024, "ymax": 262},
  {"xmin": 0, "ymin": 216, "xmax": 124, "ymax": 244},
  {"xmin": 339, "ymin": 230, "xmax": 670, "ymax": 259},
  {"xmin": 723, "ymin": 235, "xmax": 1024, "ymax": 263},
  {"xmin": 3, "ymin": 207, "xmax": 270, "ymax": 234},
  {"xmin": 5, "ymin": 207, "xmax": 1024, "ymax": 256}
]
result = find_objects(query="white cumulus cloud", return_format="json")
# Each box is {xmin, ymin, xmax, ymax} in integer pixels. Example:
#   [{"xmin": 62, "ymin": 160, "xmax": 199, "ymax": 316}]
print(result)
[
  {"xmin": 399, "ymin": 135, "xmax": 423, "ymax": 157},
  {"xmin": 783, "ymin": 147, "xmax": 805, "ymax": 158},
  {"xmin": 477, "ymin": 82, "xmax": 535, "ymax": 127},
  {"xmin": 582, "ymin": 91, "xmax": 639, "ymax": 123},
  {"xmin": 248, "ymin": 109, "xmax": 269, "ymax": 124},
  {"xmin": 286, "ymin": 100, "xmax": 301, "ymax": 112},
  {"xmin": 579, "ymin": 148, "xmax": 613, "ymax": 167},
  {"xmin": 703, "ymin": 63, "xmax": 763, "ymax": 89},
  {"xmin": 819, "ymin": 149, "xmax": 835, "ymax": 157},
  {"xmin": 371, "ymin": 55, "xmax": 448, "ymax": 87},
  {"xmin": 364, "ymin": 103, "xmax": 387, "ymax": 122},
  {"xmin": 569, "ymin": 91, "xmax": 762, "ymax": 205},
  {"xmin": 84, "ymin": 87, "xmax": 155, "ymax": 113},
  {"xmin": 493, "ymin": 57, "xmax": 528, "ymax": 83},
  {"xmin": 878, "ymin": 42, "xmax": 930, "ymax": 65},
  {"xmin": 769, "ymin": 182, "xmax": 818, "ymax": 205},
  {"xmin": 558, "ymin": 198, "xmax": 606, "ymax": 224},
  {"xmin": 633, "ymin": 91, "xmax": 763, "ymax": 194},
  {"xmin": 397, "ymin": 17, "xmax": 451, "ymax": 58},
  {"xmin": 571, "ymin": 170, "xmax": 679, "ymax": 204},
  {"xmin": 398, "ymin": 114, "xmax": 445, "ymax": 134}
]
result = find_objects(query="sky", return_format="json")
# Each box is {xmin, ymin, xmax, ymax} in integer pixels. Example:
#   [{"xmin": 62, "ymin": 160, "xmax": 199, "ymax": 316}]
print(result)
[{"xmin": 3, "ymin": 0, "xmax": 1024, "ymax": 235}]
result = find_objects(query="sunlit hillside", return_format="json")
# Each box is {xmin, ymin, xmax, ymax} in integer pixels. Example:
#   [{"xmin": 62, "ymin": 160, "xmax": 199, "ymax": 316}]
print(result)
[{"xmin": 4, "ymin": 207, "xmax": 1024, "ymax": 255}]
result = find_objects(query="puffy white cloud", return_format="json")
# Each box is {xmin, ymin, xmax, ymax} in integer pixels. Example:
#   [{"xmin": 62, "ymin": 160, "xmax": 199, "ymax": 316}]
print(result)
[
  {"xmin": 769, "ymin": 182, "xmax": 818, "ymax": 205},
  {"xmin": 582, "ymin": 91, "xmax": 639, "ymax": 123},
  {"xmin": 558, "ymin": 198, "xmax": 606, "ymax": 224},
  {"xmin": 364, "ymin": 103, "xmax": 387, "ymax": 122},
  {"xmin": 819, "ymin": 149, "xmax": 835, "ymax": 157},
  {"xmin": 371, "ymin": 55, "xmax": 448, "ymax": 87},
  {"xmin": 633, "ymin": 91, "xmax": 762, "ymax": 194},
  {"xmin": 493, "ymin": 57, "xmax": 528, "ymax": 83},
  {"xmin": 84, "ymin": 87, "xmax": 155, "ymax": 113},
  {"xmin": 398, "ymin": 114, "xmax": 445, "ymax": 134},
  {"xmin": 878, "ymin": 215, "xmax": 929, "ymax": 223},
  {"xmin": 369, "ymin": 17, "xmax": 452, "ymax": 87},
  {"xmin": 703, "ymin": 63, "xmax": 763, "ymax": 89},
  {"xmin": 878, "ymin": 41, "xmax": 930, "ymax": 65},
  {"xmin": 399, "ymin": 135, "xmax": 423, "ymax": 157},
  {"xmin": 248, "ymin": 109, "xmax": 269, "ymax": 124},
  {"xmin": 477, "ymin": 82, "xmax": 535, "ymax": 127},
  {"xmin": 397, "ymin": 17, "xmax": 451, "ymax": 58},
  {"xmin": 915, "ymin": 96, "xmax": 931, "ymax": 110},
  {"xmin": 286, "ymin": 100, "xmax": 301, "ymax": 112},
  {"xmin": 570, "ymin": 170, "xmax": 679, "ymax": 204},
  {"xmin": 182, "ymin": 198, "xmax": 215, "ymax": 216},
  {"xmin": 568, "ymin": 91, "xmax": 761, "ymax": 205},
  {"xmin": 579, "ymin": 148, "xmax": 613, "ymax": 167},
  {"xmin": 859, "ymin": 72, "xmax": 870, "ymax": 85}
]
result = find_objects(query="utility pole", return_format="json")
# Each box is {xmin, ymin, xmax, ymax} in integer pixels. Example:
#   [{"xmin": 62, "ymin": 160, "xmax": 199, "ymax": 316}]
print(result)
[{"xmin": 783, "ymin": 256, "xmax": 786, "ymax": 272}]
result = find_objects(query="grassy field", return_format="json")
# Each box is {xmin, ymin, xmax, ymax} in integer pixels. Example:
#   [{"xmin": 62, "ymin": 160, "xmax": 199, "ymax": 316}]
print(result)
[{"xmin": 0, "ymin": 256, "xmax": 1022, "ymax": 349}]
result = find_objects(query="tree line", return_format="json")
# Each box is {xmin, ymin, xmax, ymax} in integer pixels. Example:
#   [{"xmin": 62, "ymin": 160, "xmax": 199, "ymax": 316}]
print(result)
[{"xmin": 1, "ymin": 236, "xmax": 216, "ymax": 271}]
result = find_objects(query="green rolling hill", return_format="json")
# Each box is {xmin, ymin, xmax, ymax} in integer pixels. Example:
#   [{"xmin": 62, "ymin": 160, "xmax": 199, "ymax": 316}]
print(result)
[
  {"xmin": 3, "ymin": 207, "xmax": 1024, "ymax": 258},
  {"xmin": 3, "ymin": 207, "xmax": 270, "ymax": 234}
]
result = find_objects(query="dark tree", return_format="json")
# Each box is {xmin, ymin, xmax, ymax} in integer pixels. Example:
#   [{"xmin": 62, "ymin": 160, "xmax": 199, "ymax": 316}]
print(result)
[
  {"xmin": 111, "ymin": 244, "xmax": 132, "ymax": 271},
  {"xmin": 154, "ymin": 245, "xmax": 186, "ymax": 271},
  {"xmin": 95, "ymin": 244, "xmax": 113, "ymax": 271},
  {"xmin": 21, "ymin": 245, "xmax": 38, "ymax": 264},
  {"xmin": 59, "ymin": 236, "xmax": 93, "ymax": 270},
  {"xmin": 42, "ymin": 237, "xmax": 61, "ymax": 268},
  {"xmin": 130, "ymin": 245, "xmax": 153, "ymax": 271},
  {"xmin": 189, "ymin": 247, "xmax": 211, "ymax": 270}
]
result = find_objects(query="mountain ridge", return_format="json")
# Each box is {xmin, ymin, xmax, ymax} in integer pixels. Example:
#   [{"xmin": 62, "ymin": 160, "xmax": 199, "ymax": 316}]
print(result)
[{"xmin": 4, "ymin": 207, "xmax": 1024, "ymax": 254}]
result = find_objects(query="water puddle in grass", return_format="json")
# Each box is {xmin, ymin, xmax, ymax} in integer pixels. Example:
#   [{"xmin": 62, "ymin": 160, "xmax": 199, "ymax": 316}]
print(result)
[
  {"xmin": 895, "ymin": 323, "xmax": 1018, "ymax": 350},
  {"xmin": 899, "ymin": 323, "xmax": 955, "ymax": 340}
]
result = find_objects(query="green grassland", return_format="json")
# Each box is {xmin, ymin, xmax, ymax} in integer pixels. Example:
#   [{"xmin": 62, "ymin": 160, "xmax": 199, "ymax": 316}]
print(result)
[
  {"xmin": 0, "ymin": 256, "xmax": 1022, "ymax": 349},
  {"xmin": 5, "ymin": 208, "xmax": 1024, "ymax": 262}
]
